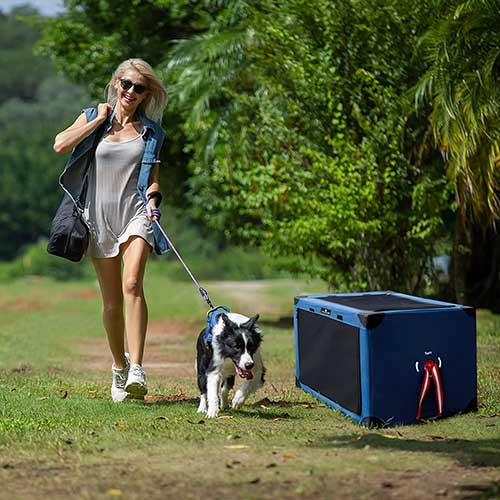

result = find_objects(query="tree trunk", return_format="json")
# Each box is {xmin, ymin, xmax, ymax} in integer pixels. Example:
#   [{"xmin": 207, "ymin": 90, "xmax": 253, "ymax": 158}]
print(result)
[{"xmin": 451, "ymin": 215, "xmax": 500, "ymax": 311}]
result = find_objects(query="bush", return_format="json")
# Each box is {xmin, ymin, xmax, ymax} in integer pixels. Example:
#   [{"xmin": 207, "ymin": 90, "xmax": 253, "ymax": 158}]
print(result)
[
  {"xmin": 149, "ymin": 206, "xmax": 296, "ymax": 281},
  {"xmin": 150, "ymin": 245, "xmax": 294, "ymax": 282},
  {"xmin": 0, "ymin": 210, "xmax": 295, "ymax": 283},
  {"xmin": 0, "ymin": 239, "xmax": 93, "ymax": 282}
]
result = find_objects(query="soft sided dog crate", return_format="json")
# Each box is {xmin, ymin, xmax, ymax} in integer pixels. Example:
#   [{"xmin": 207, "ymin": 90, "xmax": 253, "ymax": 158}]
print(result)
[{"xmin": 294, "ymin": 291, "xmax": 477, "ymax": 427}]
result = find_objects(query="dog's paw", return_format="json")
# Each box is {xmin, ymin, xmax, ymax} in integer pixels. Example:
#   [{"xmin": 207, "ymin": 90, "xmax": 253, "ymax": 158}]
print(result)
[
  {"xmin": 197, "ymin": 395, "xmax": 207, "ymax": 413},
  {"xmin": 231, "ymin": 392, "xmax": 246, "ymax": 410},
  {"xmin": 206, "ymin": 406, "xmax": 219, "ymax": 419}
]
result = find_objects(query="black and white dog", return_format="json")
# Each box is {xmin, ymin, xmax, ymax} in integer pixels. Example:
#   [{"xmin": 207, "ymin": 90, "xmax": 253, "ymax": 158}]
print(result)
[{"xmin": 196, "ymin": 313, "xmax": 265, "ymax": 418}]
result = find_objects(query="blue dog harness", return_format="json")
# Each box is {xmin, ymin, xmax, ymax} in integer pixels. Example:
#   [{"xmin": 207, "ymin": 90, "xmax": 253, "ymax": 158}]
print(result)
[{"xmin": 205, "ymin": 305, "xmax": 231, "ymax": 344}]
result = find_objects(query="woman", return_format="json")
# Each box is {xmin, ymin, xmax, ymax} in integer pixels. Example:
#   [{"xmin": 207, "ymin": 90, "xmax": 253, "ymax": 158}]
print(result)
[{"xmin": 53, "ymin": 59, "xmax": 169, "ymax": 402}]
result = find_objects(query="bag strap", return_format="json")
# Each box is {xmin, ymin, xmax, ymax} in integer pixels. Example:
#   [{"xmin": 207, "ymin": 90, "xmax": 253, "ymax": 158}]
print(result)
[{"xmin": 75, "ymin": 117, "xmax": 106, "ymax": 210}]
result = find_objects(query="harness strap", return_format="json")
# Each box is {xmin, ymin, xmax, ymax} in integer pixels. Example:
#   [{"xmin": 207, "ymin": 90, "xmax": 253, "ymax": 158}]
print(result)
[
  {"xmin": 416, "ymin": 359, "xmax": 444, "ymax": 420},
  {"xmin": 204, "ymin": 306, "xmax": 231, "ymax": 344}
]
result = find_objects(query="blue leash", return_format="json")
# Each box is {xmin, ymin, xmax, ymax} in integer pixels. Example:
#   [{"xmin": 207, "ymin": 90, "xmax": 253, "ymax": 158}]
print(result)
[{"xmin": 153, "ymin": 220, "xmax": 230, "ymax": 342}]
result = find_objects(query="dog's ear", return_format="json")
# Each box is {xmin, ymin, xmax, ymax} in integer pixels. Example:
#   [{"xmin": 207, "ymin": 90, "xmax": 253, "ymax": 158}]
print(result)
[
  {"xmin": 241, "ymin": 314, "xmax": 260, "ymax": 331},
  {"xmin": 220, "ymin": 313, "xmax": 237, "ymax": 331}
]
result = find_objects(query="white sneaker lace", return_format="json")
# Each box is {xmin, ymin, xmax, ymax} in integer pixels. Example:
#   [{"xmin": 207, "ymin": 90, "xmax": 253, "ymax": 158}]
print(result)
[
  {"xmin": 113, "ymin": 368, "xmax": 128, "ymax": 389},
  {"xmin": 112, "ymin": 356, "xmax": 130, "ymax": 390},
  {"xmin": 129, "ymin": 364, "xmax": 146, "ymax": 382}
]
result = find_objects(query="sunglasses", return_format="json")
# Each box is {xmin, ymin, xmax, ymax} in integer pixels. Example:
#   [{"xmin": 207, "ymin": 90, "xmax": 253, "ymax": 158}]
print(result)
[{"xmin": 119, "ymin": 78, "xmax": 148, "ymax": 94}]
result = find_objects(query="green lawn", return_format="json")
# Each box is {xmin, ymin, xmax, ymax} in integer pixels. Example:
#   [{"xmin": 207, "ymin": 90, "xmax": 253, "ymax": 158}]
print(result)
[{"xmin": 0, "ymin": 273, "xmax": 499, "ymax": 499}]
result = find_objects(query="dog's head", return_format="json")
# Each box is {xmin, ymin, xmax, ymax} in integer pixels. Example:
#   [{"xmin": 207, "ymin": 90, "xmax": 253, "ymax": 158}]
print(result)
[{"xmin": 217, "ymin": 313, "xmax": 262, "ymax": 379}]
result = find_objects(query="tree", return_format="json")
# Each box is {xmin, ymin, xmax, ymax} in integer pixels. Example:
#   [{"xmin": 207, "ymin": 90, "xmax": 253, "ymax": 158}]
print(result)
[
  {"xmin": 36, "ymin": 0, "xmax": 461, "ymax": 293},
  {"xmin": 0, "ymin": 76, "xmax": 89, "ymax": 260},
  {"xmin": 0, "ymin": 7, "xmax": 89, "ymax": 260},
  {"xmin": 165, "ymin": 0, "xmax": 452, "ymax": 291},
  {"xmin": 415, "ymin": 0, "xmax": 500, "ymax": 308},
  {"xmin": 0, "ymin": 6, "xmax": 53, "ymax": 104}
]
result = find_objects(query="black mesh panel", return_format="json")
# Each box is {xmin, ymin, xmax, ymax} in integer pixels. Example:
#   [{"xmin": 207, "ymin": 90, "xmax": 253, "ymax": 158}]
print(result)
[
  {"xmin": 297, "ymin": 309, "xmax": 361, "ymax": 414},
  {"xmin": 320, "ymin": 293, "xmax": 453, "ymax": 312}
]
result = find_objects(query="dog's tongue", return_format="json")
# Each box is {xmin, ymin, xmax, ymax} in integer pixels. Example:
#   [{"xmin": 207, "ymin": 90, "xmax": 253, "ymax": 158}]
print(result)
[{"xmin": 237, "ymin": 367, "xmax": 253, "ymax": 380}]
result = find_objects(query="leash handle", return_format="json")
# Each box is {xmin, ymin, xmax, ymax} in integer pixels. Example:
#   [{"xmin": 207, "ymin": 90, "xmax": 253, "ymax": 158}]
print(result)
[{"xmin": 153, "ymin": 220, "xmax": 214, "ymax": 308}]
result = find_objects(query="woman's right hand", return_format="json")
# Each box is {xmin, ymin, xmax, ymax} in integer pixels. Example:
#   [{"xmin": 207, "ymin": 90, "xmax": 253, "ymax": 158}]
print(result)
[
  {"xmin": 54, "ymin": 103, "xmax": 112, "ymax": 155},
  {"xmin": 97, "ymin": 103, "xmax": 113, "ymax": 123}
]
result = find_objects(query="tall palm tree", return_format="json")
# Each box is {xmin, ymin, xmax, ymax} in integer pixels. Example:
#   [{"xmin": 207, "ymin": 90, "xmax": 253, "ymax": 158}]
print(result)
[
  {"xmin": 160, "ymin": 0, "xmax": 253, "ymax": 162},
  {"xmin": 416, "ymin": 0, "xmax": 500, "ymax": 222},
  {"xmin": 415, "ymin": 0, "xmax": 500, "ymax": 307}
]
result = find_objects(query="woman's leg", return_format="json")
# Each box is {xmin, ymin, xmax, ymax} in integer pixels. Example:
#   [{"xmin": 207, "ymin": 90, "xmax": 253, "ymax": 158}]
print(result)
[
  {"xmin": 121, "ymin": 236, "xmax": 151, "ymax": 366},
  {"xmin": 91, "ymin": 255, "xmax": 127, "ymax": 369}
]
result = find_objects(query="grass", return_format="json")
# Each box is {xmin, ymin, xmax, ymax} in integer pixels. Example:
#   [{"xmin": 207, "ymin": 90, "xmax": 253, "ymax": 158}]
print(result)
[{"xmin": 0, "ymin": 273, "xmax": 499, "ymax": 499}]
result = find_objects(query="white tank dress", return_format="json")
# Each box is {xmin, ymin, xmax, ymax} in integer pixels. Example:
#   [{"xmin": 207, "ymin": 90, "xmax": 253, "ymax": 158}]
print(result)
[{"xmin": 83, "ymin": 131, "xmax": 154, "ymax": 258}]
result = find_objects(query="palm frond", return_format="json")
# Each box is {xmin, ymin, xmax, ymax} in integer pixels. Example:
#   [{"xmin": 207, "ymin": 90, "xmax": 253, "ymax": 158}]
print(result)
[{"xmin": 415, "ymin": 0, "xmax": 500, "ymax": 224}]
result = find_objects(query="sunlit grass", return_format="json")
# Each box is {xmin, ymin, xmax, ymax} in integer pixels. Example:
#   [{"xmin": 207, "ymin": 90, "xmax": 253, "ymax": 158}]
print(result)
[{"xmin": 0, "ymin": 275, "xmax": 498, "ymax": 498}]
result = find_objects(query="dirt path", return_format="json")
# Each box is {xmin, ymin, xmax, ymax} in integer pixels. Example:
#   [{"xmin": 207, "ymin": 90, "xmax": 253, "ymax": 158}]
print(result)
[
  {"xmin": 209, "ymin": 280, "xmax": 288, "ymax": 316},
  {"xmin": 77, "ymin": 318, "xmax": 198, "ymax": 378},
  {"xmin": 76, "ymin": 279, "xmax": 288, "ymax": 378}
]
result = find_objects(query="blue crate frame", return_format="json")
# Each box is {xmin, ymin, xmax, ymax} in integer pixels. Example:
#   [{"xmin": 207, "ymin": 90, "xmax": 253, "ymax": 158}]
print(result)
[{"xmin": 294, "ymin": 291, "xmax": 476, "ymax": 427}]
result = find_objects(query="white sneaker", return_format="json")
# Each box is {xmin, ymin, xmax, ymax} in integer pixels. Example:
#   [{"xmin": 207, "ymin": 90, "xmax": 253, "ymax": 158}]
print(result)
[
  {"xmin": 125, "ymin": 364, "xmax": 148, "ymax": 399},
  {"xmin": 111, "ymin": 352, "xmax": 130, "ymax": 403}
]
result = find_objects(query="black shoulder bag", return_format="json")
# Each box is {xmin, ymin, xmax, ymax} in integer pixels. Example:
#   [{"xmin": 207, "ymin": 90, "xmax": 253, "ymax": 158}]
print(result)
[{"xmin": 47, "ymin": 124, "xmax": 104, "ymax": 262}]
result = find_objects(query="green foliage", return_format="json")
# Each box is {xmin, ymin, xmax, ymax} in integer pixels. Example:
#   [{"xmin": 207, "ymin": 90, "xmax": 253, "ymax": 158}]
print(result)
[
  {"xmin": 0, "ymin": 75, "xmax": 89, "ymax": 260},
  {"xmin": 414, "ymin": 0, "xmax": 500, "ymax": 308},
  {"xmin": 0, "ymin": 207, "xmax": 293, "ymax": 282},
  {"xmin": 34, "ymin": 0, "xmax": 212, "ymax": 97},
  {"xmin": 0, "ymin": 6, "xmax": 52, "ymax": 105},
  {"xmin": 0, "ymin": 7, "xmax": 91, "ymax": 261},
  {"xmin": 167, "ymin": 0, "xmax": 453, "ymax": 291},
  {"xmin": 0, "ymin": 239, "xmax": 94, "ymax": 282},
  {"xmin": 34, "ymin": 0, "xmax": 486, "ymax": 293},
  {"xmin": 415, "ymin": 0, "xmax": 500, "ymax": 224},
  {"xmin": 155, "ymin": 206, "xmax": 295, "ymax": 281}
]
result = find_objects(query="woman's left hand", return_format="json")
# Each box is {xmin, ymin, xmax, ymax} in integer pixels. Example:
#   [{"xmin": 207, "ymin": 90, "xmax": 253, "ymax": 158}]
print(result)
[{"xmin": 146, "ymin": 200, "xmax": 161, "ymax": 222}]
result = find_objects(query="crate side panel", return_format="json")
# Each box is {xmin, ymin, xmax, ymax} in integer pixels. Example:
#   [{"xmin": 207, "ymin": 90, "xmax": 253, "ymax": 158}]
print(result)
[
  {"xmin": 369, "ymin": 309, "xmax": 477, "ymax": 425},
  {"xmin": 297, "ymin": 309, "xmax": 361, "ymax": 415}
]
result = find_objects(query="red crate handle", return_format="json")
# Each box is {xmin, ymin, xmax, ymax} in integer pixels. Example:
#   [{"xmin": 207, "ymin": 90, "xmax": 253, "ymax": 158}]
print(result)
[{"xmin": 416, "ymin": 359, "xmax": 444, "ymax": 421}]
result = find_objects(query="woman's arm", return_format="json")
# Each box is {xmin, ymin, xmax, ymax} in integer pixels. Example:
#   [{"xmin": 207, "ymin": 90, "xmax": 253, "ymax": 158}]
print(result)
[
  {"xmin": 53, "ymin": 103, "xmax": 112, "ymax": 155},
  {"xmin": 146, "ymin": 164, "xmax": 161, "ymax": 221}
]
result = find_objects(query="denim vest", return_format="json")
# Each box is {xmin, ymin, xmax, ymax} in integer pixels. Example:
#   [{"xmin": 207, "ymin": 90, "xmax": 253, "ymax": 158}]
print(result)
[{"xmin": 59, "ymin": 106, "xmax": 169, "ymax": 255}]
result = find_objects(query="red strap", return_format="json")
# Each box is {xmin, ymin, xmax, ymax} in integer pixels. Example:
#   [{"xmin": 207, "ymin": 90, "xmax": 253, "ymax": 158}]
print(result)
[{"xmin": 416, "ymin": 359, "xmax": 444, "ymax": 420}]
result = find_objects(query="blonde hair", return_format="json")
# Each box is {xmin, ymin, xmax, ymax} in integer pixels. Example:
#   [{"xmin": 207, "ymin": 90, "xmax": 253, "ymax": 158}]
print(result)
[{"xmin": 105, "ymin": 58, "xmax": 168, "ymax": 124}]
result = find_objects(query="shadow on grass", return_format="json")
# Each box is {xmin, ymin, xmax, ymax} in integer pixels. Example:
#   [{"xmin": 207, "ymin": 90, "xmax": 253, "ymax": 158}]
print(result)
[
  {"xmin": 144, "ymin": 395, "xmax": 304, "ymax": 419},
  {"xmin": 145, "ymin": 395, "xmax": 199, "ymax": 406},
  {"xmin": 252, "ymin": 397, "xmax": 320, "ymax": 408},
  {"xmin": 459, "ymin": 480, "xmax": 500, "ymax": 499},
  {"xmin": 232, "ymin": 408, "xmax": 299, "ymax": 420},
  {"xmin": 309, "ymin": 432, "xmax": 500, "ymax": 467}
]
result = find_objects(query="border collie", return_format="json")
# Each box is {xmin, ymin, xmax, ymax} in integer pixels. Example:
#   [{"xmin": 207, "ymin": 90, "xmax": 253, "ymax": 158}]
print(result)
[{"xmin": 196, "ymin": 313, "xmax": 265, "ymax": 418}]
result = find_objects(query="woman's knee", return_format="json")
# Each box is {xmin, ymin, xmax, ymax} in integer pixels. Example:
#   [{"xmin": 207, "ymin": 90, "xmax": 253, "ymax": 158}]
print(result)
[{"xmin": 122, "ymin": 275, "xmax": 144, "ymax": 298}]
